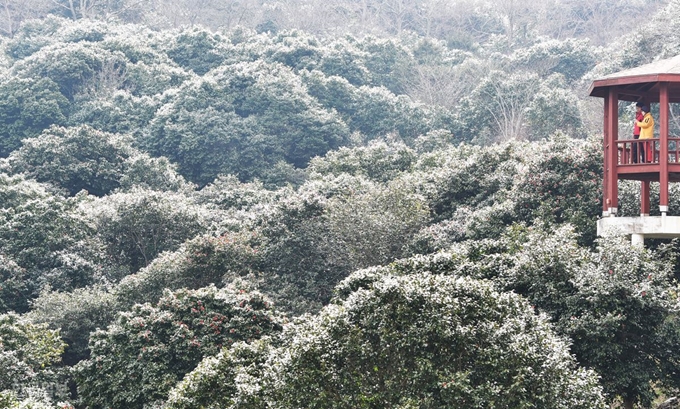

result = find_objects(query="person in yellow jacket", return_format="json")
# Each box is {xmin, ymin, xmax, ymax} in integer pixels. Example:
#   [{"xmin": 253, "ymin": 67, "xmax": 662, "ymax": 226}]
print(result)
[{"xmin": 635, "ymin": 105, "xmax": 655, "ymax": 162}]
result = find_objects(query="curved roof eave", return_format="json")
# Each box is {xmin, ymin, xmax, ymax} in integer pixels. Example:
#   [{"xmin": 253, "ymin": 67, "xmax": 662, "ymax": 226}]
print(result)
[{"xmin": 589, "ymin": 55, "xmax": 680, "ymax": 98}]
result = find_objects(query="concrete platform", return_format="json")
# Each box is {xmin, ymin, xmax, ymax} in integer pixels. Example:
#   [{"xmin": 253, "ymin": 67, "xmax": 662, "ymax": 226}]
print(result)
[{"xmin": 598, "ymin": 215, "xmax": 680, "ymax": 239}]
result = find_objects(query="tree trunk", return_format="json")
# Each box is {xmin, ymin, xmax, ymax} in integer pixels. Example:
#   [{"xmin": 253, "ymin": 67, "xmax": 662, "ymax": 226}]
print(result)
[
  {"xmin": 623, "ymin": 398, "xmax": 634, "ymax": 409},
  {"xmin": 1, "ymin": 0, "xmax": 14, "ymax": 37}
]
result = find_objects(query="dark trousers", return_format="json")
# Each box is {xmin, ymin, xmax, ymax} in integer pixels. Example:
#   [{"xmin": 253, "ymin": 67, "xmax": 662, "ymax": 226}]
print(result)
[{"xmin": 633, "ymin": 135, "xmax": 641, "ymax": 163}]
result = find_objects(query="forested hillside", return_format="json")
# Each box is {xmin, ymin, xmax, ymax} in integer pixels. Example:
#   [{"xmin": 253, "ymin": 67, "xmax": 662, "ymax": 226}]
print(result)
[{"xmin": 2, "ymin": 1, "xmax": 680, "ymax": 408}]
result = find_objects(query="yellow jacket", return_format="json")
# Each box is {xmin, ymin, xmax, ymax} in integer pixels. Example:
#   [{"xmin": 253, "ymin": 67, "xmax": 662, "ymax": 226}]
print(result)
[{"xmin": 637, "ymin": 112, "xmax": 654, "ymax": 139}]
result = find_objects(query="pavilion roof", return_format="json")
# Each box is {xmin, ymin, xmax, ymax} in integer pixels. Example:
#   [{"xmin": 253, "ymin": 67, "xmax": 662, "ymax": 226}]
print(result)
[
  {"xmin": 599, "ymin": 55, "xmax": 680, "ymax": 79},
  {"xmin": 589, "ymin": 55, "xmax": 680, "ymax": 101}
]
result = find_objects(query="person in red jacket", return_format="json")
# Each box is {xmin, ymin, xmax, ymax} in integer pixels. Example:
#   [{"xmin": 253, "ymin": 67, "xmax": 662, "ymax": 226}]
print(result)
[{"xmin": 633, "ymin": 101, "xmax": 644, "ymax": 163}]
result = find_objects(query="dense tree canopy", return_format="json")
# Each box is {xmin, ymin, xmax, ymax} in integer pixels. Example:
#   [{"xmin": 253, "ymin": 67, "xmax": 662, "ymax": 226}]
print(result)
[
  {"xmin": 74, "ymin": 285, "xmax": 283, "ymax": 409},
  {"xmin": 167, "ymin": 272, "xmax": 607, "ymax": 409},
  {"xmin": 3, "ymin": 2, "xmax": 680, "ymax": 409}
]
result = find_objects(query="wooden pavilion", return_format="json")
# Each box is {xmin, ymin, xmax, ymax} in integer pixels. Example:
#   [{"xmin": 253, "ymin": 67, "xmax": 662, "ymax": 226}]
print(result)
[{"xmin": 589, "ymin": 55, "xmax": 680, "ymax": 245}]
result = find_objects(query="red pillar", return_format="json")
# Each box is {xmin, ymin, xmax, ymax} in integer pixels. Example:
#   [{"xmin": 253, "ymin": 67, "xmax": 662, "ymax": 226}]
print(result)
[
  {"xmin": 641, "ymin": 181, "xmax": 650, "ymax": 216},
  {"xmin": 660, "ymin": 82, "xmax": 669, "ymax": 214},
  {"xmin": 607, "ymin": 88, "xmax": 619, "ymax": 214},
  {"xmin": 603, "ymin": 96, "xmax": 610, "ymax": 215}
]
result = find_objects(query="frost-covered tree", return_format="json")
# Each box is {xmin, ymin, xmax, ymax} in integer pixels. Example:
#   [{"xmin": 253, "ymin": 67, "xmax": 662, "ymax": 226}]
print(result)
[
  {"xmin": 75, "ymin": 285, "xmax": 283, "ymax": 409},
  {"xmin": 511, "ymin": 37, "xmax": 597, "ymax": 81},
  {"xmin": 11, "ymin": 42, "xmax": 127, "ymax": 100},
  {"xmin": 168, "ymin": 272, "xmax": 606, "ymax": 409},
  {"xmin": 28, "ymin": 286, "xmax": 117, "ymax": 365},
  {"xmin": 6, "ymin": 125, "xmax": 133, "ymax": 196},
  {"xmin": 424, "ymin": 142, "xmax": 521, "ymax": 222},
  {"xmin": 395, "ymin": 225, "xmax": 680, "ymax": 409},
  {"xmin": 113, "ymin": 232, "xmax": 260, "ymax": 308},
  {"xmin": 303, "ymin": 70, "xmax": 444, "ymax": 143},
  {"xmin": 325, "ymin": 177, "xmax": 429, "ymax": 268},
  {"xmin": 510, "ymin": 136, "xmax": 601, "ymax": 245},
  {"xmin": 83, "ymin": 188, "xmax": 209, "ymax": 274},
  {"xmin": 164, "ymin": 28, "xmax": 228, "ymax": 75},
  {"xmin": 0, "ymin": 174, "xmax": 105, "ymax": 312},
  {"xmin": 525, "ymin": 83, "xmax": 583, "ymax": 140},
  {"xmin": 0, "ymin": 313, "xmax": 66, "ymax": 406},
  {"xmin": 308, "ymin": 140, "xmax": 416, "ymax": 182},
  {"xmin": 457, "ymin": 69, "xmax": 538, "ymax": 142},
  {"xmin": 5, "ymin": 125, "xmax": 191, "ymax": 196},
  {"xmin": 0, "ymin": 78, "xmax": 68, "ymax": 157},
  {"xmin": 142, "ymin": 61, "xmax": 349, "ymax": 185}
]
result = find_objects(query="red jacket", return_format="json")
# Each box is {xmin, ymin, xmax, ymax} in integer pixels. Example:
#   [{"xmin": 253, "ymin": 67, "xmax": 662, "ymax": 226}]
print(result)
[{"xmin": 634, "ymin": 111, "xmax": 644, "ymax": 136}]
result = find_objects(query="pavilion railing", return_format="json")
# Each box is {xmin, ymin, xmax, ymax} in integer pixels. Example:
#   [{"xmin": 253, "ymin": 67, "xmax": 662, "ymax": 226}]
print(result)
[{"xmin": 616, "ymin": 137, "xmax": 680, "ymax": 165}]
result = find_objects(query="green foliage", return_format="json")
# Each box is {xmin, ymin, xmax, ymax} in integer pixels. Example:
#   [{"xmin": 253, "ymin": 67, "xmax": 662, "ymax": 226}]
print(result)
[
  {"xmin": 526, "ymin": 84, "xmax": 584, "ymax": 140},
  {"xmin": 265, "ymin": 30, "xmax": 322, "ymax": 70},
  {"xmin": 457, "ymin": 69, "xmax": 539, "ymax": 143},
  {"xmin": 392, "ymin": 225, "xmax": 680, "ymax": 407},
  {"xmin": 271, "ymin": 272, "xmax": 604, "ymax": 408},
  {"xmin": 166, "ymin": 339, "xmax": 271, "ymax": 409},
  {"xmin": 27, "ymin": 287, "xmax": 117, "ymax": 365},
  {"xmin": 254, "ymin": 190, "xmax": 345, "ymax": 314},
  {"xmin": 0, "ymin": 78, "xmax": 69, "ymax": 157},
  {"xmin": 173, "ymin": 272, "xmax": 605, "ymax": 408},
  {"xmin": 303, "ymin": 71, "xmax": 440, "ymax": 142},
  {"xmin": 317, "ymin": 39, "xmax": 370, "ymax": 86},
  {"xmin": 4, "ymin": 16, "xmax": 66, "ymax": 60},
  {"xmin": 0, "ymin": 313, "xmax": 65, "ymax": 401},
  {"xmin": 512, "ymin": 38, "xmax": 597, "ymax": 81},
  {"xmin": 75, "ymin": 285, "xmax": 283, "ymax": 409},
  {"xmin": 564, "ymin": 236, "xmax": 680, "ymax": 407},
  {"xmin": 357, "ymin": 36, "xmax": 414, "ymax": 95},
  {"xmin": 0, "ymin": 391, "xmax": 18, "ymax": 409},
  {"xmin": 6, "ymin": 125, "xmax": 191, "ymax": 196},
  {"xmin": 0, "ymin": 191, "xmax": 89, "ymax": 279},
  {"xmin": 1, "ymin": 10, "xmax": 677, "ymax": 409},
  {"xmin": 142, "ymin": 61, "xmax": 349, "ymax": 185},
  {"xmin": 325, "ymin": 177, "xmax": 429, "ymax": 269},
  {"xmin": 414, "ymin": 136, "xmax": 601, "ymax": 248},
  {"xmin": 194, "ymin": 175, "xmax": 283, "ymax": 212},
  {"xmin": 6, "ymin": 125, "xmax": 132, "ymax": 196},
  {"xmin": 12, "ymin": 42, "xmax": 126, "ymax": 100},
  {"xmin": 84, "ymin": 188, "xmax": 209, "ymax": 274},
  {"xmin": 68, "ymin": 91, "xmax": 160, "ymax": 134},
  {"xmin": 114, "ymin": 233, "xmax": 260, "ymax": 308},
  {"xmin": 502, "ymin": 229, "xmax": 680, "ymax": 407},
  {"xmin": 425, "ymin": 143, "xmax": 520, "ymax": 222},
  {"xmin": 0, "ymin": 255, "xmax": 30, "ymax": 313},
  {"xmin": 308, "ymin": 140, "xmax": 416, "ymax": 182},
  {"xmin": 511, "ymin": 136, "xmax": 602, "ymax": 246},
  {"xmin": 0, "ymin": 174, "xmax": 103, "ymax": 312},
  {"xmin": 165, "ymin": 28, "xmax": 228, "ymax": 75}
]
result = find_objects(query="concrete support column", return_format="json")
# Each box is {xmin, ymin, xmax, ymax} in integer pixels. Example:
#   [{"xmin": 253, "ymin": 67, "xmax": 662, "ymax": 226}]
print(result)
[{"xmin": 631, "ymin": 234, "xmax": 645, "ymax": 247}]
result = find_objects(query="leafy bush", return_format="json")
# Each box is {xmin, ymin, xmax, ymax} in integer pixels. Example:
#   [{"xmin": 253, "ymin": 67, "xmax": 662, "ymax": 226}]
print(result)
[
  {"xmin": 0, "ymin": 78, "xmax": 69, "ymax": 157},
  {"xmin": 114, "ymin": 233, "xmax": 260, "ymax": 308},
  {"xmin": 84, "ymin": 188, "xmax": 209, "ymax": 274},
  {"xmin": 75, "ymin": 285, "xmax": 283, "ymax": 409},
  {"xmin": 27, "ymin": 287, "xmax": 117, "ymax": 365},
  {"xmin": 142, "ymin": 61, "xmax": 349, "ymax": 185},
  {"xmin": 168, "ymin": 272, "xmax": 606, "ymax": 409},
  {"xmin": 0, "ymin": 313, "xmax": 66, "ymax": 403},
  {"xmin": 0, "ymin": 174, "xmax": 103, "ymax": 311}
]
